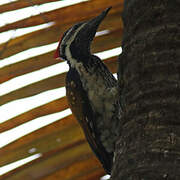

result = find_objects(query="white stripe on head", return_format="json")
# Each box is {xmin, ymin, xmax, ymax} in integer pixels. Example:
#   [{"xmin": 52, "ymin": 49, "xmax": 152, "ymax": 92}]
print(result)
[{"xmin": 61, "ymin": 23, "xmax": 86, "ymax": 67}]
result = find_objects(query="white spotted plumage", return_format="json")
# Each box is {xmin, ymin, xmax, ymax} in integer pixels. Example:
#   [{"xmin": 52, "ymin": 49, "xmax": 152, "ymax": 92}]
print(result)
[{"xmin": 55, "ymin": 7, "xmax": 122, "ymax": 174}]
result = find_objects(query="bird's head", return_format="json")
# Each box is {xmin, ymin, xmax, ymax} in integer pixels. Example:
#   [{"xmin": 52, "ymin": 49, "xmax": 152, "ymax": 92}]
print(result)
[{"xmin": 54, "ymin": 7, "xmax": 111, "ymax": 66}]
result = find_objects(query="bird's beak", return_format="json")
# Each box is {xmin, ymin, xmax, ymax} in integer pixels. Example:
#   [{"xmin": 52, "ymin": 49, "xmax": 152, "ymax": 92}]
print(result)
[
  {"xmin": 79, "ymin": 7, "xmax": 111, "ymax": 49},
  {"xmin": 84, "ymin": 7, "xmax": 111, "ymax": 42},
  {"xmin": 75, "ymin": 7, "xmax": 111, "ymax": 56}
]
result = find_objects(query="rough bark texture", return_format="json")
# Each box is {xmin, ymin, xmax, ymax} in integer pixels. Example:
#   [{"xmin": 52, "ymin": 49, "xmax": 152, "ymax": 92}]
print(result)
[{"xmin": 112, "ymin": 0, "xmax": 180, "ymax": 179}]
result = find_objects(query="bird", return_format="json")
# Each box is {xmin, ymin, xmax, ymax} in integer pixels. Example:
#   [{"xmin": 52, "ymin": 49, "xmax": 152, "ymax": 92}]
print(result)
[{"xmin": 54, "ymin": 7, "xmax": 121, "ymax": 174}]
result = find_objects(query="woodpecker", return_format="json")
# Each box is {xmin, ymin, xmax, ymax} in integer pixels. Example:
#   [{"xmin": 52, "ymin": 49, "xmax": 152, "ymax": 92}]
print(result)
[{"xmin": 54, "ymin": 7, "xmax": 121, "ymax": 174}]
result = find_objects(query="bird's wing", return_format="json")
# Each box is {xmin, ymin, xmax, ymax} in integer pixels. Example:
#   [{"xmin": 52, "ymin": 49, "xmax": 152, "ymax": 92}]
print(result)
[{"xmin": 65, "ymin": 67, "xmax": 113, "ymax": 174}]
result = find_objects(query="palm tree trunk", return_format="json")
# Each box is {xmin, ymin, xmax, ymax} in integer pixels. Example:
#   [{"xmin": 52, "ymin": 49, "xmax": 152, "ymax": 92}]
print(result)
[{"xmin": 112, "ymin": 0, "xmax": 180, "ymax": 179}]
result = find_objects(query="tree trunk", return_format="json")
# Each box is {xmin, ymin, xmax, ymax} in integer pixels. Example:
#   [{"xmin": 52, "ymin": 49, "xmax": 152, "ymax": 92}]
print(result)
[{"xmin": 112, "ymin": 0, "xmax": 180, "ymax": 179}]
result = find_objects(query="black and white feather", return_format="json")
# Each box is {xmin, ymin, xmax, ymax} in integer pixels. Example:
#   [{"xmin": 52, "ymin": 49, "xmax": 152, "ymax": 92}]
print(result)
[{"xmin": 54, "ymin": 7, "xmax": 121, "ymax": 174}]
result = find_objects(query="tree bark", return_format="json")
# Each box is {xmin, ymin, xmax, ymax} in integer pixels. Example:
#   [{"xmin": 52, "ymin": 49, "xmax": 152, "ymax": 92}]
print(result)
[{"xmin": 112, "ymin": 0, "xmax": 180, "ymax": 179}]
